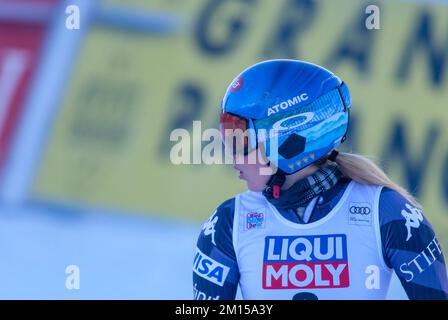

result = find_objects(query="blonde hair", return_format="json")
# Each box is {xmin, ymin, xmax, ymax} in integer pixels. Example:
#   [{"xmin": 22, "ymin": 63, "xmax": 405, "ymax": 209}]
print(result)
[{"xmin": 331, "ymin": 151, "xmax": 421, "ymax": 209}]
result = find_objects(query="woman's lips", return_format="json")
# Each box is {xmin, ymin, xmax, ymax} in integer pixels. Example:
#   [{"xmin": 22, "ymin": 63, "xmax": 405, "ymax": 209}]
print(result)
[{"xmin": 233, "ymin": 165, "xmax": 245, "ymax": 179}]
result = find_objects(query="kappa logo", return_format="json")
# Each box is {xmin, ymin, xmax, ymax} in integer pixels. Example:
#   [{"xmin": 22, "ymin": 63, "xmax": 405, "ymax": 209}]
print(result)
[
  {"xmin": 202, "ymin": 210, "xmax": 218, "ymax": 245},
  {"xmin": 348, "ymin": 202, "xmax": 372, "ymax": 226},
  {"xmin": 401, "ymin": 203, "xmax": 424, "ymax": 241}
]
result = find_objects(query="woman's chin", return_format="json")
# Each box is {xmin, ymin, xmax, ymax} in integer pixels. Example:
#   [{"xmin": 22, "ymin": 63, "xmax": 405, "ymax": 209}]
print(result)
[{"xmin": 246, "ymin": 182, "xmax": 265, "ymax": 192}]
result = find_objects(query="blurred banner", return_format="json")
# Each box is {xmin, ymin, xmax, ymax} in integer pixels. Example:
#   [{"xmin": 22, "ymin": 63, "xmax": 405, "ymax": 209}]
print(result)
[
  {"xmin": 0, "ymin": 24, "xmax": 44, "ymax": 171},
  {"xmin": 0, "ymin": 0, "xmax": 58, "ymax": 174},
  {"xmin": 31, "ymin": 0, "xmax": 448, "ymax": 247}
]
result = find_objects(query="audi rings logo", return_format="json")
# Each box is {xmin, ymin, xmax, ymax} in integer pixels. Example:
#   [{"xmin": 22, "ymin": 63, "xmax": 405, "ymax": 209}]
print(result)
[
  {"xmin": 348, "ymin": 202, "xmax": 372, "ymax": 226},
  {"xmin": 349, "ymin": 206, "xmax": 371, "ymax": 215}
]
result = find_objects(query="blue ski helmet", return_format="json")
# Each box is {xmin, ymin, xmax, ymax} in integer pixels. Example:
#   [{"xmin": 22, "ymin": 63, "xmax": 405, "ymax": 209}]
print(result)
[{"xmin": 220, "ymin": 59, "xmax": 351, "ymax": 174}]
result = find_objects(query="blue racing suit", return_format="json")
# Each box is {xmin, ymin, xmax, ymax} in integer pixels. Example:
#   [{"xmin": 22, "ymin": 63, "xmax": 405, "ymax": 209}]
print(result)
[{"xmin": 193, "ymin": 178, "xmax": 448, "ymax": 300}]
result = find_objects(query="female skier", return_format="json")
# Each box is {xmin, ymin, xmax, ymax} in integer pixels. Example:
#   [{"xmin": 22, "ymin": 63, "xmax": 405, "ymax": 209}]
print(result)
[{"xmin": 193, "ymin": 59, "xmax": 448, "ymax": 300}]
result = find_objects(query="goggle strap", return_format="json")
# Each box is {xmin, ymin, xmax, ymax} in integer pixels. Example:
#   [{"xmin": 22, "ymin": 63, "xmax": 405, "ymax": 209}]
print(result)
[{"xmin": 338, "ymin": 81, "xmax": 351, "ymax": 111}]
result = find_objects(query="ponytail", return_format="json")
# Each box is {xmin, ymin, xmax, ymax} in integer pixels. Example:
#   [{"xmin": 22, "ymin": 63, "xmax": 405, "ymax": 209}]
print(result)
[{"xmin": 331, "ymin": 152, "xmax": 422, "ymax": 209}]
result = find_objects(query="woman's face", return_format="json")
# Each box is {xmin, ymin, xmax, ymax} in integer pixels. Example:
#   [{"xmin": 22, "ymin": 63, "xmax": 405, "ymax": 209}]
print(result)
[{"xmin": 232, "ymin": 150, "xmax": 272, "ymax": 192}]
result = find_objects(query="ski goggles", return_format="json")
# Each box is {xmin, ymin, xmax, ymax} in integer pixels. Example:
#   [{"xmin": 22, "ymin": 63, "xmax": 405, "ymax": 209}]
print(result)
[
  {"xmin": 219, "ymin": 82, "xmax": 351, "ymax": 156},
  {"xmin": 219, "ymin": 112, "xmax": 257, "ymax": 156}
]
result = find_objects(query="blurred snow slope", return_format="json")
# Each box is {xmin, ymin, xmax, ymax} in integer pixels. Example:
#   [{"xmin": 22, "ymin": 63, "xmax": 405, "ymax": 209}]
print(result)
[{"xmin": 0, "ymin": 204, "xmax": 407, "ymax": 299}]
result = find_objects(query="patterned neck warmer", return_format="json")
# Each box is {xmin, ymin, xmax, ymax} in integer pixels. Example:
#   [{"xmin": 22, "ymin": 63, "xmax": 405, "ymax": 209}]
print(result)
[{"xmin": 263, "ymin": 164, "xmax": 343, "ymax": 210}]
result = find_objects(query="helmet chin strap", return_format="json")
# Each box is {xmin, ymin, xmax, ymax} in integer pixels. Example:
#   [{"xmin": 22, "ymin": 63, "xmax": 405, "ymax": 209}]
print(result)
[
  {"xmin": 263, "ymin": 150, "xmax": 340, "ymax": 199},
  {"xmin": 263, "ymin": 167, "xmax": 286, "ymax": 199}
]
